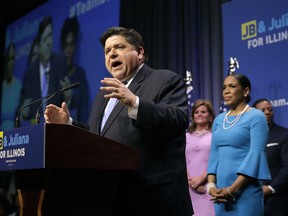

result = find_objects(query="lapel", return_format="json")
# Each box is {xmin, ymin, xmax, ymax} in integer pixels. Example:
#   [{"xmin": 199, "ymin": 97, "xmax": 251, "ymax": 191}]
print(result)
[
  {"xmin": 48, "ymin": 55, "xmax": 56, "ymax": 93},
  {"xmin": 100, "ymin": 65, "xmax": 147, "ymax": 135},
  {"xmin": 33, "ymin": 61, "xmax": 42, "ymax": 99},
  {"xmin": 97, "ymin": 95, "xmax": 109, "ymax": 134}
]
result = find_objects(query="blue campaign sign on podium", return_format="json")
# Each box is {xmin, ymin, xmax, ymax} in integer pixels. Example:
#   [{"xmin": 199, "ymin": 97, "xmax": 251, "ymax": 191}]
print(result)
[
  {"xmin": 0, "ymin": 124, "xmax": 140, "ymax": 216},
  {"xmin": 0, "ymin": 123, "xmax": 140, "ymax": 172},
  {"xmin": 0, "ymin": 124, "xmax": 45, "ymax": 171}
]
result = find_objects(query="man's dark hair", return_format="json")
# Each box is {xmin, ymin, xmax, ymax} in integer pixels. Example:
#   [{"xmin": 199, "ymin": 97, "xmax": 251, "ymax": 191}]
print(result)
[
  {"xmin": 252, "ymin": 98, "xmax": 271, "ymax": 108},
  {"xmin": 100, "ymin": 26, "xmax": 147, "ymax": 60},
  {"xmin": 38, "ymin": 16, "xmax": 53, "ymax": 39}
]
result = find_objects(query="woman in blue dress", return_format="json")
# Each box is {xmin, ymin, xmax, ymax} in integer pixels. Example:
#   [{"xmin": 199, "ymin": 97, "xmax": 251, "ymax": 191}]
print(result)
[{"xmin": 207, "ymin": 73, "xmax": 271, "ymax": 215}]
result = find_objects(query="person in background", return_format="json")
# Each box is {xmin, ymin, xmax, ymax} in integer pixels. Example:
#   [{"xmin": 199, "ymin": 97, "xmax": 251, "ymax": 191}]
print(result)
[
  {"xmin": 252, "ymin": 98, "xmax": 288, "ymax": 216},
  {"xmin": 60, "ymin": 16, "xmax": 90, "ymax": 122},
  {"xmin": 43, "ymin": 26, "xmax": 193, "ymax": 216},
  {"xmin": 207, "ymin": 73, "xmax": 271, "ymax": 216},
  {"xmin": 186, "ymin": 99, "xmax": 215, "ymax": 216},
  {"xmin": 1, "ymin": 43, "xmax": 22, "ymax": 130},
  {"xmin": 17, "ymin": 15, "xmax": 67, "ymax": 125}
]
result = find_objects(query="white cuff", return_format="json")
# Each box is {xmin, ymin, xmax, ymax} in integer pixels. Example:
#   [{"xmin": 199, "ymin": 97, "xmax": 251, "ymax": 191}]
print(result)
[
  {"xmin": 67, "ymin": 117, "xmax": 73, "ymax": 125},
  {"xmin": 206, "ymin": 182, "xmax": 216, "ymax": 193},
  {"xmin": 128, "ymin": 96, "xmax": 139, "ymax": 119},
  {"xmin": 268, "ymin": 185, "xmax": 276, "ymax": 194}
]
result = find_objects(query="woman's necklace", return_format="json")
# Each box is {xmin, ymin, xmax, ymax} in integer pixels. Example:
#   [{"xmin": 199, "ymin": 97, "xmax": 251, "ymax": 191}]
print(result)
[
  {"xmin": 193, "ymin": 129, "xmax": 209, "ymax": 136},
  {"xmin": 223, "ymin": 104, "xmax": 249, "ymax": 130}
]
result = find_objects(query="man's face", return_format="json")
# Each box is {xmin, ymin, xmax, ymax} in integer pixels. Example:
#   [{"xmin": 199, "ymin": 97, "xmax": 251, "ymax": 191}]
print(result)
[
  {"xmin": 255, "ymin": 100, "xmax": 273, "ymax": 125},
  {"xmin": 104, "ymin": 35, "xmax": 144, "ymax": 82},
  {"xmin": 39, "ymin": 24, "xmax": 53, "ymax": 65}
]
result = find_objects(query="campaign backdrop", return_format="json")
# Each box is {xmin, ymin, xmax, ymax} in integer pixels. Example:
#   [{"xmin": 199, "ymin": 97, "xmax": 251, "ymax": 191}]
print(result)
[
  {"xmin": 222, "ymin": 0, "xmax": 288, "ymax": 127},
  {"xmin": 1, "ymin": 0, "xmax": 120, "ymax": 130}
]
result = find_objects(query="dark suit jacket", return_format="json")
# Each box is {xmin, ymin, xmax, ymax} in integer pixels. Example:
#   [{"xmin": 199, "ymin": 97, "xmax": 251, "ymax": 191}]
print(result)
[
  {"xmin": 265, "ymin": 122, "xmax": 288, "ymax": 193},
  {"xmin": 264, "ymin": 122, "xmax": 288, "ymax": 215},
  {"xmin": 17, "ymin": 52, "xmax": 67, "ymax": 122},
  {"xmin": 75, "ymin": 64, "xmax": 193, "ymax": 215}
]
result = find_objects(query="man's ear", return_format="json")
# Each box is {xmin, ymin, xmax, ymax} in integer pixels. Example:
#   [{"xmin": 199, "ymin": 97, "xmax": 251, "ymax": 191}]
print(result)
[{"xmin": 137, "ymin": 46, "xmax": 144, "ymax": 60}]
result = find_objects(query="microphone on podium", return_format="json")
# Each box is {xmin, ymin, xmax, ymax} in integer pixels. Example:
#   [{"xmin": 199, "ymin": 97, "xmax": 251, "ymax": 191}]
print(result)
[
  {"xmin": 15, "ymin": 82, "xmax": 80, "ymax": 128},
  {"xmin": 35, "ymin": 82, "xmax": 80, "ymax": 124}
]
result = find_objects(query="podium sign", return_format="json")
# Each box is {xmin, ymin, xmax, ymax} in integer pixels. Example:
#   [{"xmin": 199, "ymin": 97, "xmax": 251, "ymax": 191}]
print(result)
[
  {"xmin": 0, "ymin": 124, "xmax": 140, "ymax": 216},
  {"xmin": 0, "ymin": 124, "xmax": 45, "ymax": 171},
  {"xmin": 0, "ymin": 123, "xmax": 140, "ymax": 171}
]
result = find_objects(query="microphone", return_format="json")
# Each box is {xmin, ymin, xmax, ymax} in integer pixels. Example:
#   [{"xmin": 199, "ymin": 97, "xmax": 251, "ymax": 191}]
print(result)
[
  {"xmin": 14, "ymin": 82, "xmax": 80, "ymax": 128},
  {"xmin": 35, "ymin": 82, "xmax": 80, "ymax": 124}
]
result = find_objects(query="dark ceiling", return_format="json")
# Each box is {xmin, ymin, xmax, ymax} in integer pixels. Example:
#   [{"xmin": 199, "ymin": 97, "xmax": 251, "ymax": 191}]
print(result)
[{"xmin": 3, "ymin": 0, "xmax": 47, "ymax": 25}]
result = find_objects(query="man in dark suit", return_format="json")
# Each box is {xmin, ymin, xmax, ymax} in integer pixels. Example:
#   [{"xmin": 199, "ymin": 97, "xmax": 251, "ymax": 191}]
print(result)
[
  {"xmin": 44, "ymin": 27, "xmax": 193, "ymax": 216},
  {"xmin": 17, "ymin": 16, "xmax": 67, "ymax": 125},
  {"xmin": 253, "ymin": 98, "xmax": 288, "ymax": 216}
]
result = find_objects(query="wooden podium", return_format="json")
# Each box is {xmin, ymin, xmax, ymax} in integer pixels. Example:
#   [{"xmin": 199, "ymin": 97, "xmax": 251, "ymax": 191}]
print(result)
[{"xmin": 1, "ymin": 124, "xmax": 140, "ymax": 216}]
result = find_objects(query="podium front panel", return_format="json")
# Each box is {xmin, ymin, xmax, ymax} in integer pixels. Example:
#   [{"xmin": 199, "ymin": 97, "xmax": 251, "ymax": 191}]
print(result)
[
  {"xmin": 0, "ymin": 124, "xmax": 140, "ymax": 171},
  {"xmin": 0, "ymin": 124, "xmax": 45, "ymax": 171}
]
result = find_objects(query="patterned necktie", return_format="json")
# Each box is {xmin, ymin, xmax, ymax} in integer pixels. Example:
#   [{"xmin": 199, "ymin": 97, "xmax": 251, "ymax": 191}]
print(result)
[{"xmin": 100, "ymin": 98, "xmax": 118, "ymax": 131}]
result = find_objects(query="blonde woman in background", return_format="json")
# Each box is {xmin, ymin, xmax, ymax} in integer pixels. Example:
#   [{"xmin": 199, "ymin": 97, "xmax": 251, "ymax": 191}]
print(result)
[{"xmin": 186, "ymin": 99, "xmax": 216, "ymax": 216}]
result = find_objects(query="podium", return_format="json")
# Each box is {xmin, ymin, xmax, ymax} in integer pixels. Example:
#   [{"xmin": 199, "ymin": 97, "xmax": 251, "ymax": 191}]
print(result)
[{"xmin": 0, "ymin": 124, "xmax": 140, "ymax": 216}]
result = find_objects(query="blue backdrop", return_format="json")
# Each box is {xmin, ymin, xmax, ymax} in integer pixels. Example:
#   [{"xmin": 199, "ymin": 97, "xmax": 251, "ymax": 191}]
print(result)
[
  {"xmin": 222, "ymin": 0, "xmax": 288, "ymax": 127},
  {"xmin": 2, "ymin": 0, "xmax": 120, "ymax": 130}
]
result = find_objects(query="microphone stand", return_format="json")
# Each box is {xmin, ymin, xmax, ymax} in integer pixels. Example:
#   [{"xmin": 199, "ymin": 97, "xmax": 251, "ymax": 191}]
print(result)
[
  {"xmin": 35, "ymin": 82, "xmax": 80, "ymax": 125},
  {"xmin": 15, "ymin": 95, "xmax": 52, "ymax": 128},
  {"xmin": 15, "ymin": 82, "xmax": 80, "ymax": 128},
  {"xmin": 35, "ymin": 92, "xmax": 59, "ymax": 125}
]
